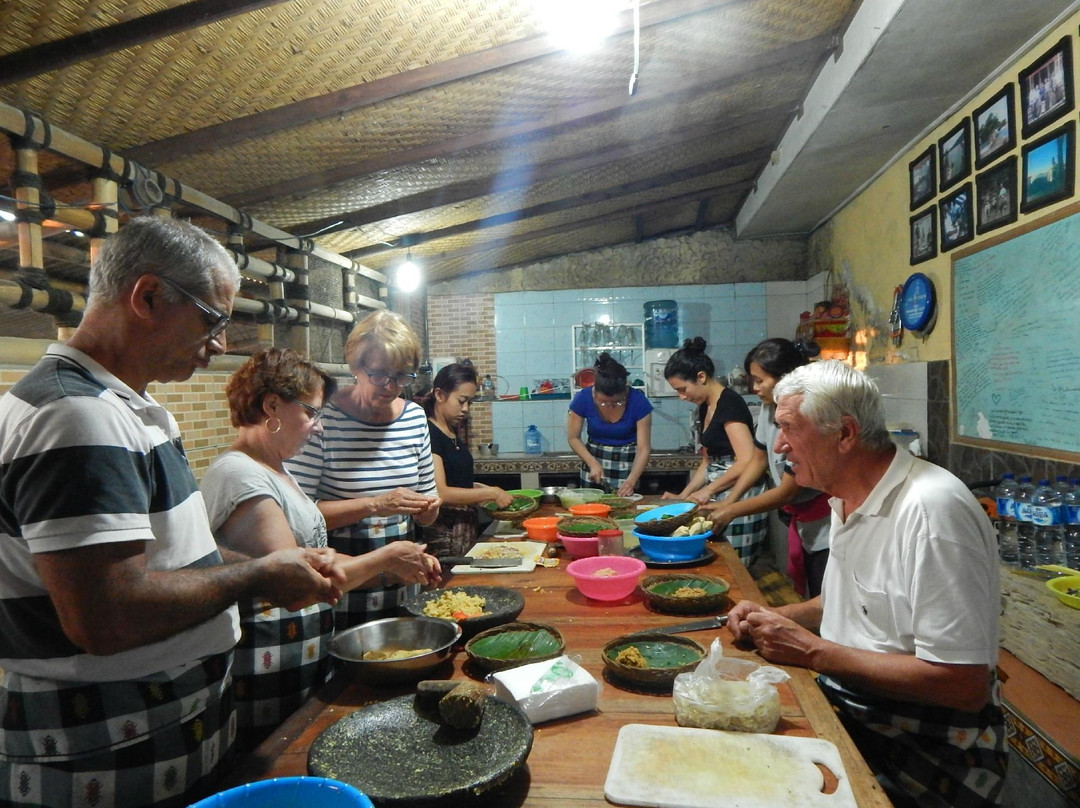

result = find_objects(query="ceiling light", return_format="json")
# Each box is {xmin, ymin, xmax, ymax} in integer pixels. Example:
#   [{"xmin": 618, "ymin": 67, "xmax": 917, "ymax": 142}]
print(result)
[
  {"xmin": 0, "ymin": 209, "xmax": 15, "ymax": 222},
  {"xmin": 537, "ymin": 0, "xmax": 619, "ymax": 53},
  {"xmin": 395, "ymin": 251, "xmax": 422, "ymax": 293}
]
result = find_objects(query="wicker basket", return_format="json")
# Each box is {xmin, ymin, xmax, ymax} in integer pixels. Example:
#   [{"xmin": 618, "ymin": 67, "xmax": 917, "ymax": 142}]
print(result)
[
  {"xmin": 464, "ymin": 621, "xmax": 565, "ymax": 672},
  {"xmin": 640, "ymin": 574, "xmax": 730, "ymax": 615},
  {"xmin": 555, "ymin": 515, "xmax": 619, "ymax": 537},
  {"xmin": 602, "ymin": 632, "xmax": 705, "ymax": 690},
  {"xmin": 483, "ymin": 495, "xmax": 539, "ymax": 521},
  {"xmin": 635, "ymin": 505, "xmax": 700, "ymax": 536}
]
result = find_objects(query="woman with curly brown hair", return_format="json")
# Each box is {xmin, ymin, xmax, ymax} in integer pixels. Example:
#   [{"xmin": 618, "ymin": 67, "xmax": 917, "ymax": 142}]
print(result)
[{"xmin": 201, "ymin": 346, "xmax": 438, "ymax": 754}]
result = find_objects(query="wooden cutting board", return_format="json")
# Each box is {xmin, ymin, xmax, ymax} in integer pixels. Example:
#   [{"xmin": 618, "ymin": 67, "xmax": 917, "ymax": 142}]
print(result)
[
  {"xmin": 604, "ymin": 724, "xmax": 857, "ymax": 808},
  {"xmin": 453, "ymin": 541, "xmax": 547, "ymax": 574}
]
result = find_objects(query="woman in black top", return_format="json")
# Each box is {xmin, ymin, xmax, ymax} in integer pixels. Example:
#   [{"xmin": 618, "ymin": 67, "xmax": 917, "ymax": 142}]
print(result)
[
  {"xmin": 422, "ymin": 363, "xmax": 513, "ymax": 557},
  {"xmin": 663, "ymin": 337, "xmax": 769, "ymax": 567}
]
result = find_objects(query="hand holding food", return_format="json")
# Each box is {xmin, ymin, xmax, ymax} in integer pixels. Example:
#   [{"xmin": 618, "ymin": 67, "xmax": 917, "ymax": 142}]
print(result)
[
  {"xmin": 375, "ymin": 487, "xmax": 439, "ymax": 516},
  {"xmin": 379, "ymin": 541, "xmax": 440, "ymax": 586}
]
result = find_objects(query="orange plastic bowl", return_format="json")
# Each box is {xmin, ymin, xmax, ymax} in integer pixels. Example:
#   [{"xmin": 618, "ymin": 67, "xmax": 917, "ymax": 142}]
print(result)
[
  {"xmin": 521, "ymin": 516, "xmax": 559, "ymax": 542},
  {"xmin": 568, "ymin": 503, "xmax": 612, "ymax": 518}
]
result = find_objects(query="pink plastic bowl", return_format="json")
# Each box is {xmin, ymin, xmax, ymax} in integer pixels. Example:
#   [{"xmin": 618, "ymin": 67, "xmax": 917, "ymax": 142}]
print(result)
[
  {"xmin": 558, "ymin": 531, "xmax": 599, "ymax": 559},
  {"xmin": 566, "ymin": 555, "xmax": 646, "ymax": 601}
]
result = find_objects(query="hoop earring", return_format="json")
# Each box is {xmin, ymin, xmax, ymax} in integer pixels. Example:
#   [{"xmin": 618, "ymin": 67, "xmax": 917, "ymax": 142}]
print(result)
[{"xmin": 265, "ymin": 417, "xmax": 282, "ymax": 434}]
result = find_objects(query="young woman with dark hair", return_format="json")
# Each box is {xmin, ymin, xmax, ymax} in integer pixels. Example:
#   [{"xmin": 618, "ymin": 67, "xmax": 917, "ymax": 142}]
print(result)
[
  {"xmin": 421, "ymin": 363, "xmax": 513, "ymax": 557},
  {"xmin": 663, "ymin": 337, "xmax": 769, "ymax": 567},
  {"xmin": 702, "ymin": 337, "xmax": 830, "ymax": 596},
  {"xmin": 566, "ymin": 351, "xmax": 653, "ymax": 495}
]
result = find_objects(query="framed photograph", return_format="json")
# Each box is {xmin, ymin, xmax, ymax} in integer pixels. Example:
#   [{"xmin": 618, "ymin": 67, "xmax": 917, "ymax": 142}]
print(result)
[
  {"xmin": 909, "ymin": 206, "xmax": 937, "ymax": 265},
  {"xmin": 1019, "ymin": 36, "xmax": 1073, "ymax": 138},
  {"xmin": 939, "ymin": 183, "xmax": 974, "ymax": 252},
  {"xmin": 973, "ymin": 84, "xmax": 1015, "ymax": 169},
  {"xmin": 909, "ymin": 146, "xmax": 936, "ymax": 211},
  {"xmin": 1020, "ymin": 120, "xmax": 1075, "ymax": 213},
  {"xmin": 938, "ymin": 119, "xmax": 971, "ymax": 192},
  {"xmin": 975, "ymin": 156, "xmax": 1017, "ymax": 234}
]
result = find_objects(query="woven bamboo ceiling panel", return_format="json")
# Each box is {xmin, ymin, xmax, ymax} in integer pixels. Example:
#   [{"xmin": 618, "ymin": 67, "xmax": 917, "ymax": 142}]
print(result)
[{"xmin": 0, "ymin": 0, "xmax": 856, "ymax": 283}]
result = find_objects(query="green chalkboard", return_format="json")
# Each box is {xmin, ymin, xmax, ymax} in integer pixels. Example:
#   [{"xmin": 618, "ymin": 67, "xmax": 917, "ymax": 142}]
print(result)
[{"xmin": 952, "ymin": 203, "xmax": 1080, "ymax": 460}]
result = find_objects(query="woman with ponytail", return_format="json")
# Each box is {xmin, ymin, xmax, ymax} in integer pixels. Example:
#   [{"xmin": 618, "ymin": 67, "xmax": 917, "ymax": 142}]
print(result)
[
  {"xmin": 663, "ymin": 337, "xmax": 769, "ymax": 567},
  {"xmin": 703, "ymin": 337, "xmax": 830, "ymax": 596}
]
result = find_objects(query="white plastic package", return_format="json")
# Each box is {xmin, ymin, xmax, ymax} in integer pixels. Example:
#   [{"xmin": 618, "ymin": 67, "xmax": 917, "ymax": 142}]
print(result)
[
  {"xmin": 490, "ymin": 655, "xmax": 601, "ymax": 724},
  {"xmin": 672, "ymin": 639, "xmax": 790, "ymax": 733}
]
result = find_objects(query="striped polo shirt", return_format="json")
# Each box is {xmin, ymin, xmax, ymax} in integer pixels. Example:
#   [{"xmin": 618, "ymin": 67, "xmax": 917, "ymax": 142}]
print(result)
[{"xmin": 0, "ymin": 345, "xmax": 239, "ymax": 681}]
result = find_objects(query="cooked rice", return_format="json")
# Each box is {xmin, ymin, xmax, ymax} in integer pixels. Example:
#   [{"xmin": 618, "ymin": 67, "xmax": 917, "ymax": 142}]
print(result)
[{"xmin": 423, "ymin": 590, "xmax": 487, "ymax": 619}]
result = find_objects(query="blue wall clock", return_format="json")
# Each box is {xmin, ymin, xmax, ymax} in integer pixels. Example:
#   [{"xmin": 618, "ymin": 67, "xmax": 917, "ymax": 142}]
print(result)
[{"xmin": 899, "ymin": 272, "xmax": 936, "ymax": 333}]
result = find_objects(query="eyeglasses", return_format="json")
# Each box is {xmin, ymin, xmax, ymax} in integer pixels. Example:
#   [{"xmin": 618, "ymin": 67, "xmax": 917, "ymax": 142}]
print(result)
[
  {"xmin": 594, "ymin": 396, "xmax": 627, "ymax": 408},
  {"xmin": 359, "ymin": 366, "xmax": 418, "ymax": 388},
  {"xmin": 294, "ymin": 400, "xmax": 323, "ymax": 422},
  {"xmin": 159, "ymin": 276, "xmax": 231, "ymax": 339}
]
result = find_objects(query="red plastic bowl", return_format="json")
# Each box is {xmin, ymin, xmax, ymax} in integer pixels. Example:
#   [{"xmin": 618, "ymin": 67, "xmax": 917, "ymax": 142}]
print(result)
[
  {"xmin": 558, "ymin": 531, "xmax": 599, "ymax": 559},
  {"xmin": 566, "ymin": 555, "xmax": 646, "ymax": 601}
]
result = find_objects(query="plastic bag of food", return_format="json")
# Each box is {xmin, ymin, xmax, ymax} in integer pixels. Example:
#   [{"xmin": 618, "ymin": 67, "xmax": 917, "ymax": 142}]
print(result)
[{"xmin": 672, "ymin": 639, "xmax": 789, "ymax": 732}]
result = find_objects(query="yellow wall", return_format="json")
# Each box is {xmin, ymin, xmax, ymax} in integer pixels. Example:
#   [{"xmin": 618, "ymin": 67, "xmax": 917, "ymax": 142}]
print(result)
[{"xmin": 813, "ymin": 12, "xmax": 1080, "ymax": 363}]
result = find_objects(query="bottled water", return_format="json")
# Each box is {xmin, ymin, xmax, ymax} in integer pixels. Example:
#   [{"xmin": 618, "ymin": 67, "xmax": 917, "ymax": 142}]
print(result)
[
  {"xmin": 1053, "ymin": 475, "xmax": 1072, "ymax": 496},
  {"xmin": 1063, "ymin": 477, "xmax": 1080, "ymax": 570},
  {"xmin": 993, "ymin": 473, "xmax": 1018, "ymax": 565},
  {"xmin": 1031, "ymin": 479, "xmax": 1064, "ymax": 566},
  {"xmin": 1015, "ymin": 476, "xmax": 1037, "ymax": 570},
  {"xmin": 524, "ymin": 424, "xmax": 543, "ymax": 455}
]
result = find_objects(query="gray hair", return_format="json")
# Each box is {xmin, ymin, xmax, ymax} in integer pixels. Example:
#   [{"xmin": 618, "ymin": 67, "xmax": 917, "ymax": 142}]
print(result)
[
  {"xmin": 773, "ymin": 360, "xmax": 893, "ymax": 451},
  {"xmin": 89, "ymin": 217, "xmax": 239, "ymax": 305}
]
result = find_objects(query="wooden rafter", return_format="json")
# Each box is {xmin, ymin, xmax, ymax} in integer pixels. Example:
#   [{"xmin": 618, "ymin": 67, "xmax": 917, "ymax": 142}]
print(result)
[
  {"xmin": 0, "ymin": 0, "xmax": 290, "ymax": 87},
  {"xmin": 124, "ymin": 0, "xmax": 755, "ymax": 167},
  {"xmin": 229, "ymin": 34, "xmax": 832, "ymax": 209},
  {"xmin": 347, "ymin": 145, "xmax": 772, "ymax": 259}
]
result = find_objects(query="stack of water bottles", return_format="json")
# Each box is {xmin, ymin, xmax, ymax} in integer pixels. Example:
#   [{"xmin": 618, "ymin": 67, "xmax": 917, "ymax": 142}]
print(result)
[{"xmin": 995, "ymin": 473, "xmax": 1080, "ymax": 568}]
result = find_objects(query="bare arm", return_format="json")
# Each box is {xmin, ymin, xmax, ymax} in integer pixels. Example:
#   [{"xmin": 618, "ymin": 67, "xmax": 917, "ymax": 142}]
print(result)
[
  {"xmin": 431, "ymin": 454, "xmax": 512, "ymax": 508},
  {"xmin": 566, "ymin": 410, "xmax": 603, "ymax": 483},
  {"xmin": 665, "ymin": 454, "xmax": 709, "ymax": 500},
  {"xmin": 35, "ymin": 541, "xmax": 340, "ymax": 657},
  {"xmin": 317, "ymin": 488, "xmax": 439, "ymax": 531},
  {"xmin": 620, "ymin": 414, "xmax": 652, "ymax": 496},
  {"xmin": 729, "ymin": 598, "xmax": 992, "ymax": 712},
  {"xmin": 704, "ymin": 466, "xmax": 800, "ymax": 531}
]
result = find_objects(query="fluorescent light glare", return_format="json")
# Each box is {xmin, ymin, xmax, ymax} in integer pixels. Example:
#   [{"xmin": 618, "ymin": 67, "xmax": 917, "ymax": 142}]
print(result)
[
  {"xmin": 396, "ymin": 255, "xmax": 422, "ymax": 292},
  {"xmin": 0, "ymin": 209, "xmax": 15, "ymax": 222},
  {"xmin": 538, "ymin": 0, "xmax": 618, "ymax": 53}
]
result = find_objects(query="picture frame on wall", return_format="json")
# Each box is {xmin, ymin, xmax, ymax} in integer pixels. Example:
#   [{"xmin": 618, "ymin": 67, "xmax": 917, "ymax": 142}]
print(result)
[
  {"xmin": 909, "ymin": 146, "xmax": 936, "ymax": 211},
  {"xmin": 972, "ymin": 84, "xmax": 1015, "ymax": 169},
  {"xmin": 938, "ymin": 119, "xmax": 971, "ymax": 192},
  {"xmin": 909, "ymin": 206, "xmax": 937, "ymax": 264},
  {"xmin": 939, "ymin": 184, "xmax": 974, "ymax": 252},
  {"xmin": 1021, "ymin": 120, "xmax": 1075, "ymax": 213},
  {"xmin": 1019, "ymin": 36, "xmax": 1073, "ymax": 138},
  {"xmin": 975, "ymin": 156, "xmax": 1017, "ymax": 234}
]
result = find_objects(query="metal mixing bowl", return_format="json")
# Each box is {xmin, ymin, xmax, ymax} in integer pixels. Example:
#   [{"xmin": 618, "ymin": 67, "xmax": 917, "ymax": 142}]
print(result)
[{"xmin": 329, "ymin": 617, "xmax": 461, "ymax": 685}]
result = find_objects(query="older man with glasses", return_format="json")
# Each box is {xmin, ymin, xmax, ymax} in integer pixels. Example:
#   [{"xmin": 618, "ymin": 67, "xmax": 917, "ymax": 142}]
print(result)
[{"xmin": 0, "ymin": 216, "xmax": 344, "ymax": 808}]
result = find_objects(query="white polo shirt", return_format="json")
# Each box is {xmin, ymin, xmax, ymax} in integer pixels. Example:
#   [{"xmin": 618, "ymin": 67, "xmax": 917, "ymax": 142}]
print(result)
[{"xmin": 819, "ymin": 449, "xmax": 999, "ymax": 666}]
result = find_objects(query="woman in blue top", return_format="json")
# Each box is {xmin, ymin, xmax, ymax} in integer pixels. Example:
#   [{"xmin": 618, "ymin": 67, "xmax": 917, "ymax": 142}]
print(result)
[{"xmin": 566, "ymin": 352, "xmax": 653, "ymax": 496}]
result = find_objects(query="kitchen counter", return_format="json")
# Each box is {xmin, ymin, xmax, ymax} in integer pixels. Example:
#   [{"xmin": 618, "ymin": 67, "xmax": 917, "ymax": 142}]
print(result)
[
  {"xmin": 222, "ymin": 504, "xmax": 891, "ymax": 807},
  {"xmin": 475, "ymin": 450, "xmax": 701, "ymax": 488}
]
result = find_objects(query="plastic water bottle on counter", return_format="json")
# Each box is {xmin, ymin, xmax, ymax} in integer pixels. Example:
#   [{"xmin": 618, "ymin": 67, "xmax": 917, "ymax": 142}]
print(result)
[
  {"xmin": 524, "ymin": 424, "xmax": 543, "ymax": 455},
  {"xmin": 993, "ymin": 473, "xmax": 1018, "ymax": 566},
  {"xmin": 1015, "ymin": 476, "xmax": 1037, "ymax": 569},
  {"xmin": 1062, "ymin": 477, "xmax": 1080, "ymax": 570},
  {"xmin": 1031, "ymin": 479, "xmax": 1064, "ymax": 566}
]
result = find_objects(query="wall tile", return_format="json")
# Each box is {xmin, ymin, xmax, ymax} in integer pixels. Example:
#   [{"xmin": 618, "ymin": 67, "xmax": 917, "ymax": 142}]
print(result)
[{"xmin": 495, "ymin": 328, "xmax": 526, "ymax": 353}]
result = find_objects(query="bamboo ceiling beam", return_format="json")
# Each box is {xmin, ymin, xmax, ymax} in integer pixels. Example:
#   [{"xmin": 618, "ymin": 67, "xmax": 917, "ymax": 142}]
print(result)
[
  {"xmin": 347, "ymin": 145, "xmax": 773, "ymax": 259},
  {"xmin": 125, "ymin": 0, "xmax": 755, "ymax": 166},
  {"xmin": 0, "ymin": 0, "xmax": 290, "ymax": 87},
  {"xmin": 228, "ymin": 33, "xmax": 833, "ymax": 209},
  {"xmin": 291, "ymin": 105, "xmax": 794, "ymax": 238},
  {"xmin": 416, "ymin": 179, "xmax": 753, "ymax": 278}
]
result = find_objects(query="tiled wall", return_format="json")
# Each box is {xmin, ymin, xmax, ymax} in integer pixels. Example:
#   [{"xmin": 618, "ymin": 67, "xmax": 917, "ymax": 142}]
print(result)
[{"xmin": 481, "ymin": 276, "xmax": 827, "ymax": 453}]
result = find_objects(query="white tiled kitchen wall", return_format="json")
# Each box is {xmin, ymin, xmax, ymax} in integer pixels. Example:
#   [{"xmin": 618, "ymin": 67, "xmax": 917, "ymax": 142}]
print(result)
[{"xmin": 490, "ymin": 274, "xmax": 827, "ymax": 453}]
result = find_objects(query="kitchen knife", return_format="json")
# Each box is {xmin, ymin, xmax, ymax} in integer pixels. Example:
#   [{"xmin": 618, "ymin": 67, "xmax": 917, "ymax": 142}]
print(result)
[
  {"xmin": 442, "ymin": 556, "xmax": 522, "ymax": 568},
  {"xmin": 625, "ymin": 615, "xmax": 729, "ymax": 637}
]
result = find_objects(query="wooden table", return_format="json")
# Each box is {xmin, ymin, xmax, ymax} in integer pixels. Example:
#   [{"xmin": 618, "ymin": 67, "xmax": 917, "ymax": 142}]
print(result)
[{"xmin": 226, "ymin": 503, "xmax": 892, "ymax": 807}]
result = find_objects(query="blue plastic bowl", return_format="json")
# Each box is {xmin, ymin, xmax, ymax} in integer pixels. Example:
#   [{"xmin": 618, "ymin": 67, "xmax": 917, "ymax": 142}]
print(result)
[
  {"xmin": 633, "ymin": 528, "xmax": 710, "ymax": 562},
  {"xmin": 634, "ymin": 502, "xmax": 696, "ymax": 525},
  {"xmin": 190, "ymin": 777, "xmax": 374, "ymax": 808}
]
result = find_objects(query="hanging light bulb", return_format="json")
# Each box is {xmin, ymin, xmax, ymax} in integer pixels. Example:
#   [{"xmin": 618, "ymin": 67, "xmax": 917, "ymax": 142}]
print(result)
[
  {"xmin": 536, "ymin": 0, "xmax": 618, "ymax": 53},
  {"xmin": 396, "ymin": 250, "xmax": 422, "ymax": 293}
]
